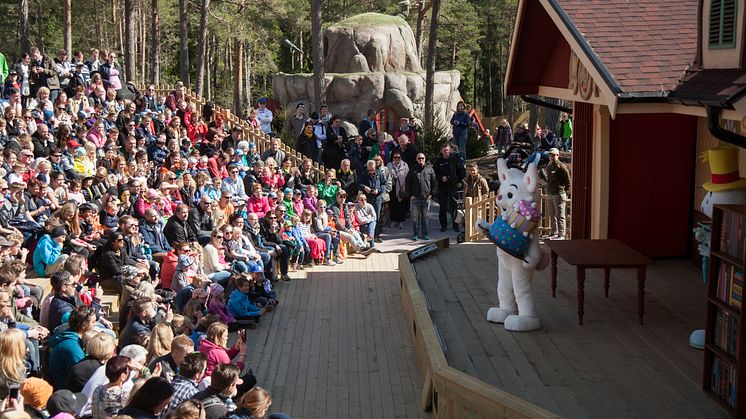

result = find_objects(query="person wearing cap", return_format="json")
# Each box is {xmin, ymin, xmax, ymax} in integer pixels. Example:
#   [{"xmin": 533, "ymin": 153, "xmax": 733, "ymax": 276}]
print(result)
[
  {"xmin": 46, "ymin": 388, "xmax": 87, "ymax": 418},
  {"xmin": 20, "ymin": 377, "xmax": 53, "ymax": 418},
  {"xmin": 546, "ymin": 147, "xmax": 570, "ymax": 239},
  {"xmin": 31, "ymin": 226, "xmax": 68, "ymax": 277},
  {"xmin": 256, "ymin": 97, "xmax": 273, "ymax": 137}
]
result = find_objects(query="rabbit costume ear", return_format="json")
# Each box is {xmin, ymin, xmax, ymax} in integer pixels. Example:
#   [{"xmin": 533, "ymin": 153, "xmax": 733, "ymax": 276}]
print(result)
[
  {"xmin": 523, "ymin": 154, "xmax": 539, "ymax": 194},
  {"xmin": 497, "ymin": 158, "xmax": 509, "ymax": 182}
]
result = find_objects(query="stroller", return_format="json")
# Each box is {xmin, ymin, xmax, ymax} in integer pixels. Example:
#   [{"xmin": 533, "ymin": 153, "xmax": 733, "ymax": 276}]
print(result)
[{"xmin": 452, "ymin": 190, "xmax": 466, "ymax": 243}]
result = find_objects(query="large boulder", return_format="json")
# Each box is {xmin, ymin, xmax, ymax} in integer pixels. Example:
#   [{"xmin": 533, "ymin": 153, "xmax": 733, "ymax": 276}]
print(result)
[
  {"xmin": 272, "ymin": 12, "xmax": 462, "ymax": 131},
  {"xmin": 325, "ymin": 13, "xmax": 422, "ymax": 73},
  {"xmin": 272, "ymin": 70, "xmax": 461, "ymax": 127}
]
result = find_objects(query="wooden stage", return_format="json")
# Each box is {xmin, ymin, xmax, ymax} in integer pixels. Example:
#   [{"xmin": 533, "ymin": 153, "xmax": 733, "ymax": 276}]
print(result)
[
  {"xmin": 412, "ymin": 241, "xmax": 728, "ymax": 419},
  {"xmin": 243, "ymin": 253, "xmax": 429, "ymax": 419}
]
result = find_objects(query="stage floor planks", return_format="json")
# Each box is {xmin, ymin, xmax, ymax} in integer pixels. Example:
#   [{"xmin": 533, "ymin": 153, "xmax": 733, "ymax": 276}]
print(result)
[
  {"xmin": 412, "ymin": 241, "xmax": 728, "ymax": 419},
  {"xmin": 242, "ymin": 253, "xmax": 430, "ymax": 419}
]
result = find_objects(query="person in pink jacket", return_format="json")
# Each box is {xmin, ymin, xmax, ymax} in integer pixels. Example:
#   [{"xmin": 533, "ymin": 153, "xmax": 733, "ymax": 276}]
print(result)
[
  {"xmin": 197, "ymin": 322, "xmax": 246, "ymax": 376},
  {"xmin": 246, "ymin": 183, "xmax": 270, "ymax": 219}
]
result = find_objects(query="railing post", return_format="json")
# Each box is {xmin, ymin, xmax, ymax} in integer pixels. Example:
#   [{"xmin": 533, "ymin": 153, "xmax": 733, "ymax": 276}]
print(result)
[{"xmin": 464, "ymin": 197, "xmax": 473, "ymax": 242}]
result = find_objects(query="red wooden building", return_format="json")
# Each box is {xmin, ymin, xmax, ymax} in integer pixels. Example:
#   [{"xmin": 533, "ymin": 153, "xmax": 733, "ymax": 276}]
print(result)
[{"xmin": 506, "ymin": 0, "xmax": 746, "ymax": 257}]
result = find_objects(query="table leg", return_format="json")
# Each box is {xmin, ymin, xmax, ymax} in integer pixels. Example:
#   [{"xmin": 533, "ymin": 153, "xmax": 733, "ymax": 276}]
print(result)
[
  {"xmin": 604, "ymin": 268, "xmax": 610, "ymax": 298},
  {"xmin": 637, "ymin": 266, "xmax": 646, "ymax": 325},
  {"xmin": 577, "ymin": 267, "xmax": 586, "ymax": 325},
  {"xmin": 551, "ymin": 250, "xmax": 558, "ymax": 298}
]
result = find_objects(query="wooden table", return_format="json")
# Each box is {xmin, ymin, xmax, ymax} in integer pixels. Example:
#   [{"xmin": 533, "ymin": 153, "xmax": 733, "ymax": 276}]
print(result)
[{"xmin": 545, "ymin": 239, "xmax": 653, "ymax": 325}]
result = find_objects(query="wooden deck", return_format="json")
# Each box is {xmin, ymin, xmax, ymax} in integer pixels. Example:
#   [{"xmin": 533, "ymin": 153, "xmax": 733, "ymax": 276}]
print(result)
[
  {"xmin": 413, "ymin": 241, "xmax": 729, "ymax": 419},
  {"xmin": 243, "ymin": 253, "xmax": 429, "ymax": 419}
]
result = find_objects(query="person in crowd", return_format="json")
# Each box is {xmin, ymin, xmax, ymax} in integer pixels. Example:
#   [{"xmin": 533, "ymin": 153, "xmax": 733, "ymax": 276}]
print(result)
[
  {"xmin": 406, "ymin": 153, "xmax": 437, "ymax": 241},
  {"xmin": 120, "ymin": 298, "xmax": 173, "ymax": 348},
  {"xmin": 118, "ymin": 376, "xmax": 174, "ymax": 419},
  {"xmin": 225, "ymin": 386, "xmax": 291, "ymax": 419},
  {"xmin": 46, "ymin": 389, "xmax": 88, "ymax": 418},
  {"xmin": 192, "ymin": 364, "xmax": 245, "ymax": 419},
  {"xmin": 289, "ymin": 103, "xmax": 306, "ymax": 140},
  {"xmin": 434, "ymin": 142, "xmax": 465, "ymax": 233},
  {"xmin": 146, "ymin": 322, "xmax": 174, "ymax": 364},
  {"xmin": 48, "ymin": 305, "xmax": 96, "ymax": 389},
  {"xmin": 20, "ymin": 376, "xmax": 54, "ymax": 419},
  {"xmin": 148, "ymin": 334, "xmax": 196, "ymax": 384},
  {"xmin": 357, "ymin": 160, "xmax": 387, "ymax": 243},
  {"xmin": 165, "ymin": 351, "xmax": 207, "ymax": 414},
  {"xmin": 386, "ymin": 150, "xmax": 409, "ymax": 229},
  {"xmin": 450, "ymin": 101, "xmax": 471, "ymax": 160},
  {"xmin": 0, "ymin": 328, "xmax": 28, "ymax": 390},
  {"xmin": 255, "ymin": 98, "xmax": 273, "ymax": 137},
  {"xmin": 546, "ymin": 148, "xmax": 571, "ymax": 239},
  {"xmin": 323, "ymin": 116, "xmax": 346, "ymax": 170},
  {"xmin": 97, "ymin": 231, "xmax": 137, "ymax": 291},
  {"xmin": 463, "ymin": 162, "xmax": 489, "ymax": 201},
  {"xmin": 557, "ymin": 112, "xmax": 573, "ymax": 151},
  {"xmin": 31, "ymin": 226, "xmax": 67, "ymax": 277},
  {"xmin": 164, "ymin": 204, "xmax": 197, "ymax": 247},
  {"xmin": 495, "ymin": 119, "xmax": 512, "ymax": 153},
  {"xmin": 261, "ymin": 138, "xmax": 286, "ymax": 165},
  {"xmin": 90, "ymin": 355, "xmax": 132, "ymax": 418},
  {"xmin": 66, "ymin": 332, "xmax": 117, "ymax": 393}
]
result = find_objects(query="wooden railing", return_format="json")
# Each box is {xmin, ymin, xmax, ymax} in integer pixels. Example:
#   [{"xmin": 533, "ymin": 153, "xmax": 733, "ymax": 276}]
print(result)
[
  {"xmin": 399, "ymin": 239, "xmax": 561, "ymax": 418},
  {"xmin": 138, "ymin": 84, "xmax": 326, "ymax": 182},
  {"xmin": 463, "ymin": 189, "xmax": 569, "ymax": 242}
]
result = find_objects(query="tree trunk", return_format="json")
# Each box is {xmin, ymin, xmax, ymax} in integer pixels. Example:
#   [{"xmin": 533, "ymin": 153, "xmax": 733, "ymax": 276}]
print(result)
[
  {"xmin": 19, "ymin": 0, "xmax": 30, "ymax": 53},
  {"xmin": 233, "ymin": 39, "xmax": 243, "ymax": 116},
  {"xmin": 424, "ymin": 0, "xmax": 441, "ymax": 130},
  {"xmin": 415, "ymin": 1, "xmax": 425, "ymax": 65},
  {"xmin": 62, "ymin": 0, "xmax": 72, "ymax": 53},
  {"xmin": 507, "ymin": 95, "xmax": 514, "ymax": 127},
  {"xmin": 150, "ymin": 0, "xmax": 160, "ymax": 85},
  {"xmin": 206, "ymin": 37, "xmax": 211, "ymax": 99},
  {"xmin": 123, "ymin": 0, "xmax": 135, "ymax": 82},
  {"xmin": 244, "ymin": 44, "xmax": 250, "ymax": 110},
  {"xmin": 310, "ymin": 0, "xmax": 324, "ymax": 111},
  {"xmin": 195, "ymin": 0, "xmax": 210, "ymax": 96},
  {"xmin": 36, "ymin": 0, "xmax": 44, "ymax": 53},
  {"xmin": 178, "ymin": 0, "xmax": 190, "ymax": 84}
]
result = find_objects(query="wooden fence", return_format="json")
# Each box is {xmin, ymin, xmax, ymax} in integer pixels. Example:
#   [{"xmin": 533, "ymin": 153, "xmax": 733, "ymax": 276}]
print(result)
[
  {"xmin": 138, "ymin": 84, "xmax": 326, "ymax": 182},
  {"xmin": 463, "ymin": 190, "xmax": 569, "ymax": 242},
  {"xmin": 399, "ymin": 239, "xmax": 561, "ymax": 418}
]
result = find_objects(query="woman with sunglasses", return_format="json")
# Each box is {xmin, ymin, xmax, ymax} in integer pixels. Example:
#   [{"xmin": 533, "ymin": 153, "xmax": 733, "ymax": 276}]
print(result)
[{"xmin": 97, "ymin": 231, "xmax": 136, "ymax": 291}]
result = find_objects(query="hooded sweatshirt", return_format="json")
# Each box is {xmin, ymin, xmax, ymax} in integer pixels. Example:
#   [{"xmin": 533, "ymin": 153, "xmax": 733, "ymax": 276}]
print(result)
[
  {"xmin": 197, "ymin": 337, "xmax": 244, "ymax": 376},
  {"xmin": 48, "ymin": 329, "xmax": 85, "ymax": 389},
  {"xmin": 227, "ymin": 289, "xmax": 261, "ymax": 319},
  {"xmin": 32, "ymin": 234, "xmax": 62, "ymax": 276}
]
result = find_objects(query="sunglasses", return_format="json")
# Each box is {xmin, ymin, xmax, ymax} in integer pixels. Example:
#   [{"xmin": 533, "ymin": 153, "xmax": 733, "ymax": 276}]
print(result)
[
  {"xmin": 115, "ymin": 238, "xmax": 124, "ymax": 242},
  {"xmin": 215, "ymin": 235, "xmax": 224, "ymax": 239}
]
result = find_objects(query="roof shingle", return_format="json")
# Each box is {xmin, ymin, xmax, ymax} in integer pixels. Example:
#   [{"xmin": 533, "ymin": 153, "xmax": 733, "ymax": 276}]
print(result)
[{"xmin": 557, "ymin": 0, "xmax": 698, "ymax": 94}]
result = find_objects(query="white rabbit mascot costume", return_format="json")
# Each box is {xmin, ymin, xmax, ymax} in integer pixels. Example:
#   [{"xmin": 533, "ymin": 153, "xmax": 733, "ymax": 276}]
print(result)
[{"xmin": 477, "ymin": 155, "xmax": 547, "ymax": 332}]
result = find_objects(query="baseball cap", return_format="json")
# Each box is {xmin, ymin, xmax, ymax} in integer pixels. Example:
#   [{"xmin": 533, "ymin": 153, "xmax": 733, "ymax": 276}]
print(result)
[
  {"xmin": 47, "ymin": 389, "xmax": 87, "ymax": 416},
  {"xmin": 234, "ymin": 149, "xmax": 245, "ymax": 156},
  {"xmin": 283, "ymin": 187, "xmax": 293, "ymax": 195},
  {"xmin": 548, "ymin": 148, "xmax": 560, "ymax": 155},
  {"xmin": 249, "ymin": 263, "xmax": 264, "ymax": 273},
  {"xmin": 257, "ymin": 97, "xmax": 267, "ymax": 104},
  {"xmin": 66, "ymin": 139, "xmax": 81, "ymax": 149}
]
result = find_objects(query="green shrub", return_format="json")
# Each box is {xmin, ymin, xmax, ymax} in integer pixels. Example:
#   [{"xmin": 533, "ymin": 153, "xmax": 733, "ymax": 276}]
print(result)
[{"xmin": 466, "ymin": 128, "xmax": 490, "ymax": 160}]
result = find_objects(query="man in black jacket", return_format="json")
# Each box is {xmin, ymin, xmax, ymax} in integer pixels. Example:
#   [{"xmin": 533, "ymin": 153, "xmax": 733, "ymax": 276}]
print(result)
[
  {"xmin": 357, "ymin": 159, "xmax": 388, "ymax": 241},
  {"xmin": 188, "ymin": 196, "xmax": 215, "ymax": 245},
  {"xmin": 433, "ymin": 143, "xmax": 465, "ymax": 232},
  {"xmin": 164, "ymin": 204, "xmax": 197, "ymax": 247},
  {"xmin": 405, "ymin": 153, "xmax": 437, "ymax": 240}
]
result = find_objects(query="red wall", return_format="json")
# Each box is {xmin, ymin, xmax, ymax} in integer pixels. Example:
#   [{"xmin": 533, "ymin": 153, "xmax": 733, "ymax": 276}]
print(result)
[{"xmin": 608, "ymin": 113, "xmax": 697, "ymax": 257}]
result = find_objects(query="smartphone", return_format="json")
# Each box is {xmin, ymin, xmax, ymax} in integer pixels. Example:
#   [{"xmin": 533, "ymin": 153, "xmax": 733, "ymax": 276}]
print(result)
[{"xmin": 9, "ymin": 384, "xmax": 19, "ymax": 401}]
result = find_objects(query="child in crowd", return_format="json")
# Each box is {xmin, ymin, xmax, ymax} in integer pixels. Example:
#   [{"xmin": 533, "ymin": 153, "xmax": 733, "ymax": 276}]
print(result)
[
  {"xmin": 299, "ymin": 209, "xmax": 326, "ymax": 265},
  {"xmin": 227, "ymin": 275, "xmax": 265, "ymax": 323},
  {"xmin": 287, "ymin": 217, "xmax": 308, "ymax": 270},
  {"xmin": 207, "ymin": 282, "xmax": 257, "ymax": 331}
]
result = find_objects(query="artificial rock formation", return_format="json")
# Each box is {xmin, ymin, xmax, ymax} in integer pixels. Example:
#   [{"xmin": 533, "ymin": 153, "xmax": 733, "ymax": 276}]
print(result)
[{"xmin": 273, "ymin": 13, "xmax": 462, "ymax": 128}]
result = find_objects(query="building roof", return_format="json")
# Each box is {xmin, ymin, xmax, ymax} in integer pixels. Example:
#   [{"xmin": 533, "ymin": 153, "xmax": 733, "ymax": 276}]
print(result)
[
  {"xmin": 556, "ymin": 0, "xmax": 698, "ymax": 95},
  {"xmin": 669, "ymin": 69, "xmax": 746, "ymax": 106}
]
